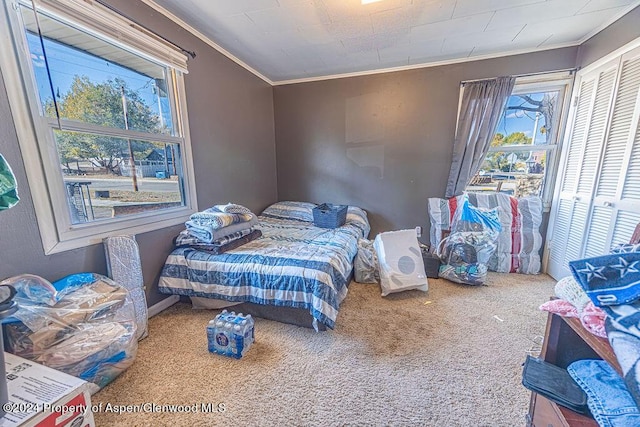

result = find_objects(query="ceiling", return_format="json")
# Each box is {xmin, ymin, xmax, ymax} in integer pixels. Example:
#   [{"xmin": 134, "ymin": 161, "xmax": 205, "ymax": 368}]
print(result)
[{"xmin": 150, "ymin": 0, "xmax": 640, "ymax": 84}]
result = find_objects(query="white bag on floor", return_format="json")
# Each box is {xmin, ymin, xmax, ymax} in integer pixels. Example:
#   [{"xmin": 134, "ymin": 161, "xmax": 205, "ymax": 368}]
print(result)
[{"xmin": 374, "ymin": 229, "xmax": 428, "ymax": 296}]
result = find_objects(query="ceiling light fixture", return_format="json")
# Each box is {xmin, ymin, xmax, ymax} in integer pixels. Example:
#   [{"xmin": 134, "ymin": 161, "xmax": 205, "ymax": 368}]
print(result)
[{"xmin": 361, "ymin": 0, "xmax": 383, "ymax": 4}]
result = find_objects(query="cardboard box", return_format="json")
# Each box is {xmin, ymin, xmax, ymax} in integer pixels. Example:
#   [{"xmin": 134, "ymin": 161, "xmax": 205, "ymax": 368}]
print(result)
[{"xmin": 0, "ymin": 353, "xmax": 94, "ymax": 427}]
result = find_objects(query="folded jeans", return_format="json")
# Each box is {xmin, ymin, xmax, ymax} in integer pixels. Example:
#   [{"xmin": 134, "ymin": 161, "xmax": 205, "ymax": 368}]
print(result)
[{"xmin": 567, "ymin": 359, "xmax": 640, "ymax": 427}]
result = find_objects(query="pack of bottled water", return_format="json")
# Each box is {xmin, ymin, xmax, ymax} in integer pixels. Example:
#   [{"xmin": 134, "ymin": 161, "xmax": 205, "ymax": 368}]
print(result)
[{"xmin": 207, "ymin": 310, "xmax": 254, "ymax": 359}]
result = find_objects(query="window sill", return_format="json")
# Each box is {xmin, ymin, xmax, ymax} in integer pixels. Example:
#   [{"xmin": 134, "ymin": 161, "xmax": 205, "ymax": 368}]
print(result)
[{"xmin": 44, "ymin": 207, "xmax": 194, "ymax": 254}]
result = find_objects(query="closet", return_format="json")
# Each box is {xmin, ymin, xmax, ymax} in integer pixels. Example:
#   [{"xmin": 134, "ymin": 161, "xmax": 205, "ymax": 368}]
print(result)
[{"xmin": 547, "ymin": 43, "xmax": 640, "ymax": 279}]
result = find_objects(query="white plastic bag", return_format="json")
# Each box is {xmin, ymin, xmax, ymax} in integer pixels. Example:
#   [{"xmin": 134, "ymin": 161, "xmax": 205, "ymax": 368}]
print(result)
[{"xmin": 374, "ymin": 229, "xmax": 428, "ymax": 296}]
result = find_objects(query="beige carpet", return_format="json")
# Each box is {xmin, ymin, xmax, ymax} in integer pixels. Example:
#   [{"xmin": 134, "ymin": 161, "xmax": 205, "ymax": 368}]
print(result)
[{"xmin": 93, "ymin": 273, "xmax": 555, "ymax": 427}]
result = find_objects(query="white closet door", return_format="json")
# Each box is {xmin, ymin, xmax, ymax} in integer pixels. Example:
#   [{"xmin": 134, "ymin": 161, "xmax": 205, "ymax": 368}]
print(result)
[
  {"xmin": 596, "ymin": 49, "xmax": 640, "ymax": 249},
  {"xmin": 547, "ymin": 45, "xmax": 640, "ymax": 280},
  {"xmin": 547, "ymin": 60, "xmax": 618, "ymax": 279},
  {"xmin": 581, "ymin": 64, "xmax": 619, "ymax": 257}
]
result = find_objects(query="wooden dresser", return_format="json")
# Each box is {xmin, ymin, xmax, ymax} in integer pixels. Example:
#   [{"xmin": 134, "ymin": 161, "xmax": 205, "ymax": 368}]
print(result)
[{"xmin": 527, "ymin": 312, "xmax": 622, "ymax": 427}]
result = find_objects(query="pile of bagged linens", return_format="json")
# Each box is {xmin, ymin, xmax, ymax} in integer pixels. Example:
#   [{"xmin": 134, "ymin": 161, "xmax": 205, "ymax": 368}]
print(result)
[
  {"xmin": 175, "ymin": 203, "xmax": 261, "ymax": 253},
  {"xmin": 1, "ymin": 273, "xmax": 138, "ymax": 393}
]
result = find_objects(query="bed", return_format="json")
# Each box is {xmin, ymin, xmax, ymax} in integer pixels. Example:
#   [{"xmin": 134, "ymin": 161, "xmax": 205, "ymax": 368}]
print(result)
[{"xmin": 158, "ymin": 201, "xmax": 370, "ymax": 330}]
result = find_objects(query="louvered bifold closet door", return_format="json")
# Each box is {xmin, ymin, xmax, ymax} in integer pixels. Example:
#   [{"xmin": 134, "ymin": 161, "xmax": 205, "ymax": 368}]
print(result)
[
  {"xmin": 547, "ymin": 45, "xmax": 640, "ymax": 280},
  {"xmin": 592, "ymin": 46, "xmax": 640, "ymax": 252},
  {"xmin": 547, "ymin": 59, "xmax": 618, "ymax": 279}
]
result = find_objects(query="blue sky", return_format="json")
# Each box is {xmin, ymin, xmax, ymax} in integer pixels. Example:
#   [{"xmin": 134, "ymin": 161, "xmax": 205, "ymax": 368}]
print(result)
[{"xmin": 495, "ymin": 93, "xmax": 551, "ymax": 145}]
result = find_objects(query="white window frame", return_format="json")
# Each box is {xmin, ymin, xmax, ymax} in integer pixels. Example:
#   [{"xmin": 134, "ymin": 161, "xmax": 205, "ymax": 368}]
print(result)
[
  {"xmin": 0, "ymin": 0, "xmax": 198, "ymax": 254},
  {"xmin": 465, "ymin": 72, "xmax": 573, "ymax": 210}
]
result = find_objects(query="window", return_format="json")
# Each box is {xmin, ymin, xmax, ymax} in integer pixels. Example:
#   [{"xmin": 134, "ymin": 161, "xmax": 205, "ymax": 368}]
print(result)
[
  {"xmin": 465, "ymin": 74, "xmax": 572, "ymax": 208},
  {"xmin": 0, "ymin": 0, "xmax": 197, "ymax": 253}
]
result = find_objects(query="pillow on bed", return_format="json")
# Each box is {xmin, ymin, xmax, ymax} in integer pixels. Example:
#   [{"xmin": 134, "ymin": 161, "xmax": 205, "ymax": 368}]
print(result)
[
  {"xmin": 261, "ymin": 201, "xmax": 317, "ymax": 222},
  {"xmin": 347, "ymin": 206, "xmax": 371, "ymax": 238}
]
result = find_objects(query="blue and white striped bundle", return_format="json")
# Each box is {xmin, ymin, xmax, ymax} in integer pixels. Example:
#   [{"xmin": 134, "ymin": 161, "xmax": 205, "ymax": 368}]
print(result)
[{"xmin": 186, "ymin": 204, "xmax": 256, "ymax": 243}]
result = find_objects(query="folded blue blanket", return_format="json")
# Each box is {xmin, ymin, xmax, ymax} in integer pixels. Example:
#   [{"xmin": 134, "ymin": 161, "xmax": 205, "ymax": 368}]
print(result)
[
  {"xmin": 612, "ymin": 244, "xmax": 640, "ymax": 254},
  {"xmin": 176, "ymin": 227, "xmax": 254, "ymax": 247},
  {"xmin": 190, "ymin": 207, "xmax": 254, "ymax": 229},
  {"xmin": 569, "ymin": 252, "xmax": 640, "ymax": 306},
  {"xmin": 185, "ymin": 216, "xmax": 258, "ymax": 244},
  {"xmin": 214, "ymin": 203, "xmax": 252, "ymax": 215}
]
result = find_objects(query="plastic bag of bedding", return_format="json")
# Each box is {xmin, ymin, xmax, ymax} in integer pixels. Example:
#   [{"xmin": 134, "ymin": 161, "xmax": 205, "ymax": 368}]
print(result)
[
  {"xmin": 354, "ymin": 238, "xmax": 379, "ymax": 283},
  {"xmin": 1, "ymin": 273, "xmax": 138, "ymax": 393},
  {"xmin": 0, "ymin": 273, "xmax": 96, "ymax": 306},
  {"xmin": 437, "ymin": 196, "xmax": 501, "ymax": 286}
]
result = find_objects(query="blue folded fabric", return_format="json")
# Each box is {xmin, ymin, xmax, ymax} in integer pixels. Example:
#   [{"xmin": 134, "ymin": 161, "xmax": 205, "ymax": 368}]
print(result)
[
  {"xmin": 176, "ymin": 227, "xmax": 254, "ymax": 247},
  {"xmin": 611, "ymin": 244, "xmax": 640, "ymax": 254},
  {"xmin": 185, "ymin": 216, "xmax": 257, "ymax": 244},
  {"xmin": 214, "ymin": 203, "xmax": 252, "ymax": 215},
  {"xmin": 567, "ymin": 359, "xmax": 640, "ymax": 427},
  {"xmin": 606, "ymin": 316, "xmax": 640, "ymax": 410},
  {"xmin": 189, "ymin": 207, "xmax": 254, "ymax": 230},
  {"xmin": 569, "ymin": 252, "xmax": 640, "ymax": 306}
]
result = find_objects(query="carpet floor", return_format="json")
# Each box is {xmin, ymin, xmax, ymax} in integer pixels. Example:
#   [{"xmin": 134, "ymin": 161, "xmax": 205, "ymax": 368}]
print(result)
[{"xmin": 93, "ymin": 272, "xmax": 556, "ymax": 427}]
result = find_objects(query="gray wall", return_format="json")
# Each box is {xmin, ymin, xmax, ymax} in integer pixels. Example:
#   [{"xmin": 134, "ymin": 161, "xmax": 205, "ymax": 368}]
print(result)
[
  {"xmin": 0, "ymin": 0, "xmax": 277, "ymax": 305},
  {"xmin": 577, "ymin": 5, "xmax": 640, "ymax": 68},
  {"xmin": 2, "ymin": 0, "xmax": 636, "ymax": 305},
  {"xmin": 274, "ymin": 48, "xmax": 578, "ymax": 239}
]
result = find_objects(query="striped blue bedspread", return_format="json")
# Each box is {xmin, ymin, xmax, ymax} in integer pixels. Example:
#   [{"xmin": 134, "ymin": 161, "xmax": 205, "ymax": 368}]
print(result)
[{"xmin": 159, "ymin": 207, "xmax": 370, "ymax": 329}]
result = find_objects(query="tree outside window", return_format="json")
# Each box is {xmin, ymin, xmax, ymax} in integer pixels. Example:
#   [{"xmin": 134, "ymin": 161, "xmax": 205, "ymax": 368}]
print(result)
[{"xmin": 467, "ymin": 88, "xmax": 564, "ymax": 200}]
